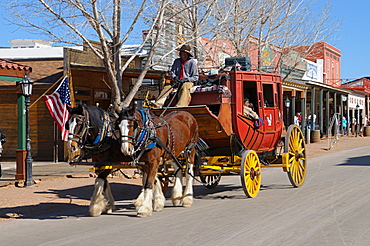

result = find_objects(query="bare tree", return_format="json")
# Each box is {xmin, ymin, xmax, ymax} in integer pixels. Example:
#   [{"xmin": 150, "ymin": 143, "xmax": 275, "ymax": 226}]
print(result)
[
  {"xmin": 4, "ymin": 0, "xmax": 222, "ymax": 110},
  {"xmin": 202, "ymin": 0, "xmax": 339, "ymax": 76}
]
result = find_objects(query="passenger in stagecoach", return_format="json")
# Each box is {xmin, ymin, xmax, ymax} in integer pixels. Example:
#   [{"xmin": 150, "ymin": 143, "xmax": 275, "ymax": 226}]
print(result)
[
  {"xmin": 154, "ymin": 44, "xmax": 199, "ymax": 107},
  {"xmin": 243, "ymin": 98, "xmax": 259, "ymax": 121}
]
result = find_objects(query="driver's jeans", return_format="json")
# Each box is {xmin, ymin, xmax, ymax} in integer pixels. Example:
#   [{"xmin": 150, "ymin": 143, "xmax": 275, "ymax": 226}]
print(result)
[{"xmin": 155, "ymin": 82, "xmax": 193, "ymax": 107}]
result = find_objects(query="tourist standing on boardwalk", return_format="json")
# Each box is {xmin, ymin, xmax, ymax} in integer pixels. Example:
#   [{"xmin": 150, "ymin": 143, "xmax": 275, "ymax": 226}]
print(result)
[{"xmin": 342, "ymin": 116, "xmax": 348, "ymax": 135}]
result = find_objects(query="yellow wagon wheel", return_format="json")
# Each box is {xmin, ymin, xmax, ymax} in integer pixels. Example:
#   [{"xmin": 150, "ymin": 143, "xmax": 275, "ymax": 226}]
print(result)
[
  {"xmin": 240, "ymin": 150, "xmax": 261, "ymax": 198},
  {"xmin": 195, "ymin": 154, "xmax": 221, "ymax": 189},
  {"xmin": 284, "ymin": 125, "xmax": 307, "ymax": 187}
]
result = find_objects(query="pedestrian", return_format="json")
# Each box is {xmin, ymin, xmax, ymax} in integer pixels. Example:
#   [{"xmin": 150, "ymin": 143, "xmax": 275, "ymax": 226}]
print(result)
[
  {"xmin": 294, "ymin": 112, "xmax": 301, "ymax": 126},
  {"xmin": 352, "ymin": 117, "xmax": 357, "ymax": 136},
  {"xmin": 359, "ymin": 114, "xmax": 368, "ymax": 137},
  {"xmin": 307, "ymin": 113, "xmax": 316, "ymax": 129},
  {"xmin": 0, "ymin": 129, "xmax": 7, "ymax": 178},
  {"xmin": 363, "ymin": 114, "xmax": 368, "ymax": 127},
  {"xmin": 154, "ymin": 44, "xmax": 199, "ymax": 107},
  {"xmin": 342, "ymin": 116, "xmax": 347, "ymax": 135}
]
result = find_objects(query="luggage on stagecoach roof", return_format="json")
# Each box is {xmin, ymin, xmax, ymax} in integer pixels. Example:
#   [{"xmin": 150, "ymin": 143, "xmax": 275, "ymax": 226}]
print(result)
[{"xmin": 224, "ymin": 57, "xmax": 251, "ymax": 71}]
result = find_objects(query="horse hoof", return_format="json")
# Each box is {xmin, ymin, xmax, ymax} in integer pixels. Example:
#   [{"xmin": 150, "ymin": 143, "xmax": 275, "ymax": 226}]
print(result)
[
  {"xmin": 182, "ymin": 196, "xmax": 193, "ymax": 208},
  {"xmin": 153, "ymin": 203, "xmax": 164, "ymax": 212},
  {"xmin": 172, "ymin": 197, "xmax": 182, "ymax": 207},
  {"xmin": 137, "ymin": 206, "xmax": 152, "ymax": 217},
  {"xmin": 89, "ymin": 207, "xmax": 103, "ymax": 217},
  {"xmin": 153, "ymin": 195, "xmax": 165, "ymax": 212}
]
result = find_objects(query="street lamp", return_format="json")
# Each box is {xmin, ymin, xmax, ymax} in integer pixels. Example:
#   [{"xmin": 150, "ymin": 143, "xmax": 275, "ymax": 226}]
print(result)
[
  {"xmin": 19, "ymin": 74, "xmax": 34, "ymax": 186},
  {"xmin": 356, "ymin": 104, "xmax": 360, "ymax": 137},
  {"xmin": 285, "ymin": 97, "xmax": 291, "ymax": 128}
]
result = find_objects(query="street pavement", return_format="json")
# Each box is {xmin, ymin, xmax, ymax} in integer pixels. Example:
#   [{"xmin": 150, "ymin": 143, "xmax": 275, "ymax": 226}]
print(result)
[{"xmin": 0, "ymin": 135, "xmax": 369, "ymax": 188}]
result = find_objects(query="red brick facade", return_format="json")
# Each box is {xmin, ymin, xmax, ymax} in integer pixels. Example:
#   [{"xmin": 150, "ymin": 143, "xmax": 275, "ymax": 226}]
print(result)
[{"xmin": 295, "ymin": 42, "xmax": 341, "ymax": 86}]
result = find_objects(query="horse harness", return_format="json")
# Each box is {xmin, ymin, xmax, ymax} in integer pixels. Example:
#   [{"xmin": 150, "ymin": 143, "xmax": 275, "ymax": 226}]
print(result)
[
  {"xmin": 69, "ymin": 107, "xmax": 117, "ymax": 158},
  {"xmin": 123, "ymin": 110, "xmax": 197, "ymax": 173}
]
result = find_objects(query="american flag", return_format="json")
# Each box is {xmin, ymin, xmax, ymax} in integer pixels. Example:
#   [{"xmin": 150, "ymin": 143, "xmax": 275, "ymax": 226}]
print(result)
[{"xmin": 44, "ymin": 76, "xmax": 71, "ymax": 141}]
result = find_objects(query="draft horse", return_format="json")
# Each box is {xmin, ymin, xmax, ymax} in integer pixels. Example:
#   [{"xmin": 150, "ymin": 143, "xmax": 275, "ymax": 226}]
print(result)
[
  {"xmin": 67, "ymin": 104, "xmax": 129, "ymax": 217},
  {"xmin": 118, "ymin": 109, "xmax": 198, "ymax": 217}
]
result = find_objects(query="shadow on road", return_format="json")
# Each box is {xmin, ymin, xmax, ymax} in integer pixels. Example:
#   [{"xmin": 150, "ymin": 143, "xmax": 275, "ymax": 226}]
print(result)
[
  {"xmin": 337, "ymin": 155, "xmax": 370, "ymax": 167},
  {"xmin": 0, "ymin": 182, "xmax": 142, "ymax": 220},
  {"xmin": 191, "ymin": 182, "xmax": 296, "ymax": 200}
]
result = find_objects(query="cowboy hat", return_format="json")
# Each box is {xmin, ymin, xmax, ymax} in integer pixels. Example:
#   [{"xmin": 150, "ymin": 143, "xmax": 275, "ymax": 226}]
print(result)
[{"xmin": 176, "ymin": 44, "xmax": 193, "ymax": 57}]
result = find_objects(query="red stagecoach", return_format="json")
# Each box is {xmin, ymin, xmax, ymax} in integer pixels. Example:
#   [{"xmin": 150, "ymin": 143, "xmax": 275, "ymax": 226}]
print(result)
[{"xmin": 153, "ymin": 69, "xmax": 306, "ymax": 197}]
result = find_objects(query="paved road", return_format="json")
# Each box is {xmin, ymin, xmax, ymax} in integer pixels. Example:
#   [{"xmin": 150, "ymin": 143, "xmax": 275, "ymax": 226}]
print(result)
[{"xmin": 1, "ymin": 145, "xmax": 370, "ymax": 246}]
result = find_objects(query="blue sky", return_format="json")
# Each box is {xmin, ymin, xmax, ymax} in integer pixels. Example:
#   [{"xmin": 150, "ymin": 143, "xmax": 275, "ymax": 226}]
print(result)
[{"xmin": 0, "ymin": 1, "xmax": 368, "ymax": 80}]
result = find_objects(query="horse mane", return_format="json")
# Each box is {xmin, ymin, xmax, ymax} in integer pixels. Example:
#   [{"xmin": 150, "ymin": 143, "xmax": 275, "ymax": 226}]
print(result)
[{"xmin": 84, "ymin": 106, "xmax": 105, "ymax": 135}]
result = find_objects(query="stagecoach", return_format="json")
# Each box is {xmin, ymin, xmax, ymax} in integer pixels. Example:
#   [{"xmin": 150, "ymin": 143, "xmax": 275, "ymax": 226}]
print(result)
[
  {"xmin": 67, "ymin": 65, "xmax": 306, "ymax": 217},
  {"xmin": 152, "ymin": 68, "xmax": 306, "ymax": 198}
]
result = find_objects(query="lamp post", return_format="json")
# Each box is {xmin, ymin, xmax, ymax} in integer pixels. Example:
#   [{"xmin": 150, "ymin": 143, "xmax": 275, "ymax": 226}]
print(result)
[
  {"xmin": 19, "ymin": 74, "xmax": 34, "ymax": 186},
  {"xmin": 356, "ymin": 104, "xmax": 360, "ymax": 137},
  {"xmin": 285, "ymin": 97, "xmax": 291, "ymax": 128}
]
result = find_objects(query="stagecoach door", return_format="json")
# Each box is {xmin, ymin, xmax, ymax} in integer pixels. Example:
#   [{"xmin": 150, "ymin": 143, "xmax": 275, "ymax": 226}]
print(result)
[{"xmin": 260, "ymin": 83, "xmax": 279, "ymax": 132}]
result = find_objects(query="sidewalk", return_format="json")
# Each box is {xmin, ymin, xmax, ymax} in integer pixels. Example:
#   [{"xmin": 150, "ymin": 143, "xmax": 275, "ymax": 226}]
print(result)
[
  {"xmin": 0, "ymin": 135, "xmax": 369, "ymax": 188},
  {"xmin": 0, "ymin": 161, "xmax": 89, "ymax": 187}
]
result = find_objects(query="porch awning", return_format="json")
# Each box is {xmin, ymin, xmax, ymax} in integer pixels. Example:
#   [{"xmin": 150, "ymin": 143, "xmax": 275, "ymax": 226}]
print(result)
[{"xmin": 0, "ymin": 58, "xmax": 32, "ymax": 83}]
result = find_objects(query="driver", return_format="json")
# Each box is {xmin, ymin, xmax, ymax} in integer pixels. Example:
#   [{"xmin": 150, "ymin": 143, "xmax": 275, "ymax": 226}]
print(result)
[{"xmin": 154, "ymin": 44, "xmax": 198, "ymax": 107}]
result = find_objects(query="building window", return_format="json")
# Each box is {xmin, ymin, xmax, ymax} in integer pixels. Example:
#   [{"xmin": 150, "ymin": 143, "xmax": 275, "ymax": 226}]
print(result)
[{"xmin": 327, "ymin": 59, "xmax": 330, "ymax": 82}]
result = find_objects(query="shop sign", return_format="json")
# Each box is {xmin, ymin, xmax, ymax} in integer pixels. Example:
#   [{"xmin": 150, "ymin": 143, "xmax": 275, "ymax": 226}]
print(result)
[
  {"xmin": 348, "ymin": 95, "xmax": 365, "ymax": 109},
  {"xmin": 131, "ymin": 85, "xmax": 160, "ymax": 100}
]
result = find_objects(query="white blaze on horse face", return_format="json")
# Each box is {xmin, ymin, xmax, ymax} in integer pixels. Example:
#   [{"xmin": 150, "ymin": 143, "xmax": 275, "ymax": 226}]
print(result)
[
  {"xmin": 67, "ymin": 118, "xmax": 78, "ymax": 151},
  {"xmin": 119, "ymin": 119, "xmax": 133, "ymax": 155}
]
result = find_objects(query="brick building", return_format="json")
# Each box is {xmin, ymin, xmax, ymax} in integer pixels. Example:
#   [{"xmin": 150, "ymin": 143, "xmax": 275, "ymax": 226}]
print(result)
[{"xmin": 294, "ymin": 42, "xmax": 341, "ymax": 86}]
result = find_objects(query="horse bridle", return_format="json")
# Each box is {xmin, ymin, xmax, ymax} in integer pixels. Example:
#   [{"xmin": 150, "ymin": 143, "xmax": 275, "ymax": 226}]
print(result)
[
  {"xmin": 68, "ymin": 109, "xmax": 91, "ymax": 148},
  {"xmin": 120, "ymin": 111, "xmax": 148, "ymax": 153}
]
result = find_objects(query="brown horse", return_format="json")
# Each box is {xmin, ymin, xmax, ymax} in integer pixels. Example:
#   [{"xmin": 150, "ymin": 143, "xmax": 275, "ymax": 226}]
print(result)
[
  {"xmin": 67, "ymin": 104, "xmax": 130, "ymax": 217},
  {"xmin": 118, "ymin": 109, "xmax": 198, "ymax": 217}
]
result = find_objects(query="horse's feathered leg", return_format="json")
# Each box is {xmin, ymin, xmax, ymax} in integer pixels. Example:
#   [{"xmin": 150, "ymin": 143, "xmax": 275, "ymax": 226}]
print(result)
[
  {"xmin": 171, "ymin": 161, "xmax": 183, "ymax": 207},
  {"xmin": 104, "ymin": 179, "xmax": 115, "ymax": 213},
  {"xmin": 137, "ymin": 161, "xmax": 158, "ymax": 217},
  {"xmin": 153, "ymin": 176, "xmax": 165, "ymax": 212},
  {"xmin": 137, "ymin": 189, "xmax": 153, "ymax": 217},
  {"xmin": 134, "ymin": 172, "xmax": 147, "ymax": 209},
  {"xmin": 89, "ymin": 170, "xmax": 115, "ymax": 217},
  {"xmin": 182, "ymin": 149, "xmax": 195, "ymax": 207},
  {"xmin": 89, "ymin": 177, "xmax": 107, "ymax": 217}
]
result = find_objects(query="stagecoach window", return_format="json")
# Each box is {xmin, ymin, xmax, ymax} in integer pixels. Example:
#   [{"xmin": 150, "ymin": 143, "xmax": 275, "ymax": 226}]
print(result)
[
  {"xmin": 243, "ymin": 81, "xmax": 258, "ymax": 107},
  {"xmin": 263, "ymin": 84, "xmax": 274, "ymax": 107}
]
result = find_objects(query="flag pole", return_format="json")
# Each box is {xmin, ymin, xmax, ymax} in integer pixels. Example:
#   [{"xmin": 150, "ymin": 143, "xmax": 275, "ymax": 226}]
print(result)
[
  {"xmin": 30, "ymin": 74, "xmax": 67, "ymax": 109},
  {"xmin": 68, "ymin": 71, "xmax": 76, "ymax": 107}
]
